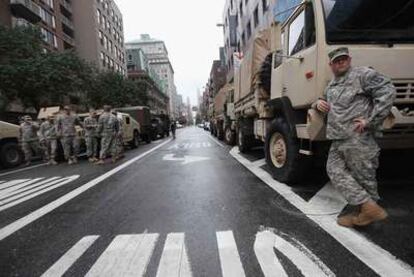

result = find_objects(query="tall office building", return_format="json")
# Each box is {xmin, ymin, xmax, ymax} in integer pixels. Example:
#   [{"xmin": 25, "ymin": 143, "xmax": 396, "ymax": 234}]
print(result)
[
  {"xmin": 71, "ymin": 0, "xmax": 127, "ymax": 75},
  {"xmin": 0, "ymin": 0, "xmax": 75, "ymax": 52},
  {"xmin": 126, "ymin": 34, "xmax": 178, "ymax": 118}
]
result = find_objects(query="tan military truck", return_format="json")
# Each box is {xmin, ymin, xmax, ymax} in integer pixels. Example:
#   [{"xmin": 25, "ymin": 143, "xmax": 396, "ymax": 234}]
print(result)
[
  {"xmin": 210, "ymin": 84, "xmax": 237, "ymax": 145},
  {"xmin": 0, "ymin": 121, "xmax": 23, "ymax": 168},
  {"xmin": 235, "ymin": 0, "xmax": 414, "ymax": 183}
]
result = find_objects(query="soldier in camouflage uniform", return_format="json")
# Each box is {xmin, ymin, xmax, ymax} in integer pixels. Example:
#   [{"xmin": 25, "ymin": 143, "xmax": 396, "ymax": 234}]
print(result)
[
  {"xmin": 39, "ymin": 115, "xmax": 58, "ymax": 165},
  {"xmin": 113, "ymin": 112, "xmax": 124, "ymax": 161},
  {"xmin": 96, "ymin": 105, "xmax": 119, "ymax": 165},
  {"xmin": 19, "ymin": 115, "xmax": 41, "ymax": 166},
  {"xmin": 84, "ymin": 109, "xmax": 99, "ymax": 163},
  {"xmin": 56, "ymin": 106, "xmax": 83, "ymax": 165},
  {"xmin": 313, "ymin": 47, "xmax": 396, "ymax": 228}
]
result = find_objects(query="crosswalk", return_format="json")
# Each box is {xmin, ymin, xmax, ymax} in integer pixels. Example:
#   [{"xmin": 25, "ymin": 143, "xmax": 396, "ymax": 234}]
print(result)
[
  {"xmin": 168, "ymin": 142, "xmax": 212, "ymax": 150},
  {"xmin": 41, "ymin": 230, "xmax": 335, "ymax": 277},
  {"xmin": 0, "ymin": 176, "xmax": 79, "ymax": 212}
]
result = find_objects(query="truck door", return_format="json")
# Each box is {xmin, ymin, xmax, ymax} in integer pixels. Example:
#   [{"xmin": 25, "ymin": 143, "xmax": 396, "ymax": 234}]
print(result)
[
  {"xmin": 123, "ymin": 115, "xmax": 132, "ymax": 142},
  {"xmin": 283, "ymin": 2, "xmax": 317, "ymax": 107}
]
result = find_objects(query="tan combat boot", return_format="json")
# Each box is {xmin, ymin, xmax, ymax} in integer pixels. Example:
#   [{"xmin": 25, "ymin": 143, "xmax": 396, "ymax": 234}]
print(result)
[
  {"xmin": 353, "ymin": 200, "xmax": 388, "ymax": 226},
  {"xmin": 337, "ymin": 213, "xmax": 357, "ymax": 228},
  {"xmin": 95, "ymin": 159, "xmax": 105, "ymax": 165}
]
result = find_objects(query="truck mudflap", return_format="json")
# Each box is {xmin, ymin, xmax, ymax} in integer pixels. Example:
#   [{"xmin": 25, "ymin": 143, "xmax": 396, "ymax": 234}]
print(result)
[{"xmin": 296, "ymin": 107, "xmax": 414, "ymax": 146}]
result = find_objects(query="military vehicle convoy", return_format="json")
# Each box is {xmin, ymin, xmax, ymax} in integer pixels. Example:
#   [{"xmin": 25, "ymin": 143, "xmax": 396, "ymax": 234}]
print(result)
[{"xmin": 234, "ymin": 0, "xmax": 414, "ymax": 183}]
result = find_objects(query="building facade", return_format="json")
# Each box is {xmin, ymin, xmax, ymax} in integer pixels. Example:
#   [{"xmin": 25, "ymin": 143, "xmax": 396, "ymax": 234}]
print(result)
[
  {"xmin": 222, "ymin": 0, "xmax": 273, "ymax": 81},
  {"xmin": 126, "ymin": 34, "xmax": 178, "ymax": 119},
  {"xmin": 0, "ymin": 0, "xmax": 76, "ymax": 52},
  {"xmin": 71, "ymin": 0, "xmax": 126, "ymax": 75},
  {"xmin": 127, "ymin": 48, "xmax": 169, "ymax": 115}
]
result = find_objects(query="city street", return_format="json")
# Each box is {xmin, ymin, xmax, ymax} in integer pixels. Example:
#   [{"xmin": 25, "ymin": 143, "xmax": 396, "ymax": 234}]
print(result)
[{"xmin": 0, "ymin": 127, "xmax": 413, "ymax": 276}]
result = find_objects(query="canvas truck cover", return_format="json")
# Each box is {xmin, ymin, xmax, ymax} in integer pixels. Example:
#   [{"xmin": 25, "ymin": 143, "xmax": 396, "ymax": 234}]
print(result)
[
  {"xmin": 37, "ymin": 106, "xmax": 61, "ymax": 120},
  {"xmin": 214, "ymin": 84, "xmax": 233, "ymax": 117},
  {"xmin": 235, "ymin": 28, "xmax": 271, "ymax": 103}
]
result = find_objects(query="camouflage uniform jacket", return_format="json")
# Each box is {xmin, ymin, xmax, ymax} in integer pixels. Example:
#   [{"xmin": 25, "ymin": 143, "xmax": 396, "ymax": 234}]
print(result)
[
  {"xmin": 20, "ymin": 122, "xmax": 39, "ymax": 142},
  {"xmin": 84, "ymin": 116, "xmax": 98, "ymax": 137},
  {"xmin": 322, "ymin": 66, "xmax": 395, "ymax": 140},
  {"xmin": 39, "ymin": 121, "xmax": 57, "ymax": 140},
  {"xmin": 97, "ymin": 112, "xmax": 119, "ymax": 137},
  {"xmin": 56, "ymin": 114, "xmax": 82, "ymax": 137}
]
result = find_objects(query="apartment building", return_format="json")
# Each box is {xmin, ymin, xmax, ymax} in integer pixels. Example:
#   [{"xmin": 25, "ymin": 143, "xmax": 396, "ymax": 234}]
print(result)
[
  {"xmin": 71, "ymin": 0, "xmax": 126, "ymax": 75},
  {"xmin": 0, "ymin": 0, "xmax": 75, "ymax": 52},
  {"xmin": 126, "ymin": 34, "xmax": 179, "ymax": 118},
  {"xmin": 222, "ymin": 0, "xmax": 274, "ymax": 81}
]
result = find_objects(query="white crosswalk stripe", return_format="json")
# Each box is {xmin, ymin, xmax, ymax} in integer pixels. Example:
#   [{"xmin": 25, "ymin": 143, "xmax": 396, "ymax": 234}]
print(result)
[
  {"xmin": 0, "ymin": 179, "xmax": 30, "ymax": 190},
  {"xmin": 42, "ymin": 230, "xmax": 335, "ymax": 277},
  {"xmin": 0, "ymin": 176, "xmax": 79, "ymax": 212}
]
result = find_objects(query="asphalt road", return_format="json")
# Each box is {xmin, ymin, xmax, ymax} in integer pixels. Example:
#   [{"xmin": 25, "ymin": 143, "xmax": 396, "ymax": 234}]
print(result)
[{"xmin": 0, "ymin": 127, "xmax": 413, "ymax": 276}]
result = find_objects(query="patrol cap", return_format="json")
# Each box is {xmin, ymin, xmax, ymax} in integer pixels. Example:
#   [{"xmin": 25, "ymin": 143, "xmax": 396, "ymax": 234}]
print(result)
[
  {"xmin": 24, "ymin": 115, "xmax": 32, "ymax": 121},
  {"xmin": 328, "ymin": 47, "xmax": 350, "ymax": 62}
]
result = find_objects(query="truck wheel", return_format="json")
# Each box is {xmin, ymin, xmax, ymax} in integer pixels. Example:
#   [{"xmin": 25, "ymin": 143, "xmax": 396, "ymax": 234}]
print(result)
[
  {"xmin": 224, "ymin": 127, "xmax": 236, "ymax": 145},
  {"xmin": 237, "ymin": 128, "xmax": 253, "ymax": 153},
  {"xmin": 265, "ymin": 118, "xmax": 310, "ymax": 184},
  {"xmin": 0, "ymin": 142, "xmax": 23, "ymax": 168},
  {"xmin": 217, "ymin": 127, "xmax": 224, "ymax": 141},
  {"xmin": 145, "ymin": 134, "xmax": 152, "ymax": 144},
  {"xmin": 130, "ymin": 131, "xmax": 140, "ymax": 148}
]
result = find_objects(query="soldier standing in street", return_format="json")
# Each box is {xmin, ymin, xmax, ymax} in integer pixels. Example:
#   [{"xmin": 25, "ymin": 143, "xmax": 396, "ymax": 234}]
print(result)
[
  {"xmin": 56, "ymin": 105, "xmax": 83, "ymax": 165},
  {"xmin": 84, "ymin": 109, "xmax": 99, "ymax": 163},
  {"xmin": 113, "ymin": 111, "xmax": 124, "ymax": 161},
  {"xmin": 96, "ymin": 105, "xmax": 119, "ymax": 165},
  {"xmin": 39, "ymin": 115, "xmax": 58, "ymax": 165},
  {"xmin": 313, "ymin": 47, "xmax": 396, "ymax": 228},
  {"xmin": 19, "ymin": 115, "xmax": 41, "ymax": 166}
]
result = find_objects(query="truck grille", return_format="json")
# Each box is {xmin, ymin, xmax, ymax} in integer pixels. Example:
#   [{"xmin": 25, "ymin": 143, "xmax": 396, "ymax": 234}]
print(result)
[{"xmin": 393, "ymin": 80, "xmax": 414, "ymax": 103}]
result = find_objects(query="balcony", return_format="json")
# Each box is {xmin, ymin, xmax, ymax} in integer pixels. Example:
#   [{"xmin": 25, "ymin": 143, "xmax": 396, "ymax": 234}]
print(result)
[
  {"xmin": 11, "ymin": 17, "xmax": 34, "ymax": 28},
  {"xmin": 61, "ymin": 14, "xmax": 74, "ymax": 30},
  {"xmin": 62, "ymin": 32, "xmax": 75, "ymax": 46},
  {"xmin": 60, "ymin": 0, "xmax": 72, "ymax": 17},
  {"xmin": 10, "ymin": 0, "xmax": 41, "ymax": 23}
]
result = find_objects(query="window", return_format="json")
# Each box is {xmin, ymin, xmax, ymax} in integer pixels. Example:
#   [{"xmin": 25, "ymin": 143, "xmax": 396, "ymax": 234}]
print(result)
[
  {"xmin": 99, "ymin": 31, "xmax": 103, "ymax": 45},
  {"xmin": 40, "ymin": 8, "xmax": 55, "ymax": 28},
  {"xmin": 97, "ymin": 9, "xmax": 101, "ymax": 24},
  {"xmin": 109, "ymin": 40, "xmax": 113, "ymax": 53},
  {"xmin": 102, "ymin": 16, "xmax": 106, "ymax": 28},
  {"xmin": 254, "ymin": 6, "xmax": 259, "ymax": 27},
  {"xmin": 247, "ymin": 21, "xmax": 252, "ymax": 39},
  {"xmin": 43, "ymin": 0, "xmax": 54, "ymax": 9},
  {"xmin": 103, "ymin": 35, "xmax": 108, "ymax": 49},
  {"xmin": 239, "ymin": 2, "xmax": 243, "ymax": 16},
  {"xmin": 288, "ymin": 4, "xmax": 315, "ymax": 55},
  {"xmin": 262, "ymin": 0, "xmax": 268, "ymax": 13},
  {"xmin": 101, "ymin": 52, "xmax": 105, "ymax": 66}
]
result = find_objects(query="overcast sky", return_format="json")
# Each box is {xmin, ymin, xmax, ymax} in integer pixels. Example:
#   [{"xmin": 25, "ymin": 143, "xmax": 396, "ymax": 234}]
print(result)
[{"xmin": 115, "ymin": 0, "xmax": 225, "ymax": 106}]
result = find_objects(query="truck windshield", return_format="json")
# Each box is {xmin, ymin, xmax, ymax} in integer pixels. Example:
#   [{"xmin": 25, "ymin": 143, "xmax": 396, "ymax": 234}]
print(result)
[{"xmin": 322, "ymin": 0, "xmax": 414, "ymax": 44}]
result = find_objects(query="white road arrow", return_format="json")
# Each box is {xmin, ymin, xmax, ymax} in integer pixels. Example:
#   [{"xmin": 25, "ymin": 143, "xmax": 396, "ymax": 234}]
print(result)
[{"xmin": 162, "ymin": 154, "xmax": 210, "ymax": 165}]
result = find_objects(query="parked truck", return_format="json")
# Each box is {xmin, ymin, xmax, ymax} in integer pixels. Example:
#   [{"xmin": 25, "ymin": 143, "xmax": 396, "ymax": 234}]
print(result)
[
  {"xmin": 0, "ymin": 121, "xmax": 23, "ymax": 168},
  {"xmin": 235, "ymin": 0, "xmax": 414, "ymax": 183},
  {"xmin": 210, "ymin": 84, "xmax": 237, "ymax": 145},
  {"xmin": 115, "ymin": 106, "xmax": 155, "ymax": 143}
]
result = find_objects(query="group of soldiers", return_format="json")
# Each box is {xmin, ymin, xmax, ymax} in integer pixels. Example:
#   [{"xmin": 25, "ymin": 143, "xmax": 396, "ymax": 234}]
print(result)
[{"xmin": 19, "ymin": 105, "xmax": 124, "ymax": 166}]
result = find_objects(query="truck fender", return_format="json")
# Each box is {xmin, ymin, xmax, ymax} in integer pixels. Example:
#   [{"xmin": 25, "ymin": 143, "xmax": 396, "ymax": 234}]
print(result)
[{"xmin": 267, "ymin": 96, "xmax": 298, "ymax": 137}]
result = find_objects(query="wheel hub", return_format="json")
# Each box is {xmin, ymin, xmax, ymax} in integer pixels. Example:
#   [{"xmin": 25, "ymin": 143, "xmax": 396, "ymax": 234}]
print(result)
[{"xmin": 270, "ymin": 132, "xmax": 287, "ymax": 168}]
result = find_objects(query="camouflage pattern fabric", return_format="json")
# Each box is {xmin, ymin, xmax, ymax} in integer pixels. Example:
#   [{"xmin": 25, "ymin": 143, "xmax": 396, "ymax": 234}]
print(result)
[
  {"xmin": 20, "ymin": 122, "xmax": 40, "ymax": 162},
  {"xmin": 85, "ymin": 136, "xmax": 98, "ymax": 158},
  {"xmin": 84, "ymin": 116, "xmax": 98, "ymax": 158},
  {"xmin": 115, "ymin": 117, "xmax": 124, "ymax": 156},
  {"xmin": 327, "ymin": 134, "xmax": 380, "ymax": 205},
  {"xmin": 56, "ymin": 114, "xmax": 82, "ymax": 137},
  {"xmin": 21, "ymin": 141, "xmax": 41, "ymax": 163},
  {"xmin": 97, "ymin": 112, "xmax": 118, "ymax": 159},
  {"xmin": 323, "ymin": 66, "xmax": 395, "ymax": 140},
  {"xmin": 61, "ymin": 136, "xmax": 79, "ymax": 160},
  {"xmin": 41, "ymin": 139, "xmax": 58, "ymax": 161},
  {"xmin": 39, "ymin": 121, "xmax": 58, "ymax": 161}
]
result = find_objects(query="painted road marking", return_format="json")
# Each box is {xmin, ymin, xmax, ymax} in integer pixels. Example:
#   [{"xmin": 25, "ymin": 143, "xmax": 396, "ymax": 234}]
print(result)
[
  {"xmin": 0, "ymin": 139, "xmax": 172, "ymax": 242},
  {"xmin": 216, "ymin": 231, "xmax": 245, "ymax": 277},
  {"xmin": 162, "ymin": 154, "xmax": 210, "ymax": 165},
  {"xmin": 0, "ymin": 178, "xmax": 51, "ymax": 197},
  {"xmin": 0, "ymin": 179, "xmax": 31, "ymax": 190},
  {"xmin": 230, "ymin": 147, "xmax": 414, "ymax": 277},
  {"xmin": 0, "ymin": 163, "xmax": 47, "ymax": 178},
  {"xmin": 41, "ymin": 236, "xmax": 99, "ymax": 277},
  {"xmin": 86, "ymin": 233, "xmax": 159, "ymax": 277},
  {"xmin": 0, "ymin": 176, "xmax": 79, "ymax": 212},
  {"xmin": 168, "ymin": 142, "xmax": 212, "ymax": 150},
  {"xmin": 156, "ymin": 233, "xmax": 191, "ymax": 277},
  {"xmin": 42, "ymin": 230, "xmax": 335, "ymax": 277}
]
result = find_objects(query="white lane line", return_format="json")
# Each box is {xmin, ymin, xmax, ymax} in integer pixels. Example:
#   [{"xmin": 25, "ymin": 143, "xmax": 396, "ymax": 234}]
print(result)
[
  {"xmin": 156, "ymin": 233, "xmax": 192, "ymax": 277},
  {"xmin": 307, "ymin": 183, "xmax": 347, "ymax": 215},
  {"xmin": 254, "ymin": 230, "xmax": 287, "ymax": 277},
  {"xmin": 252, "ymin": 159, "xmax": 266, "ymax": 167},
  {"xmin": 0, "ymin": 179, "xmax": 31, "ymax": 190},
  {"xmin": 208, "ymin": 135, "xmax": 225, "ymax": 148},
  {"xmin": 0, "ymin": 176, "xmax": 80, "ymax": 212},
  {"xmin": 0, "ymin": 178, "xmax": 55, "ymax": 199},
  {"xmin": 0, "ymin": 139, "xmax": 172, "ymax": 241},
  {"xmin": 0, "ymin": 163, "xmax": 47, "ymax": 178},
  {"xmin": 216, "ymin": 231, "xmax": 245, "ymax": 277},
  {"xmin": 41, "ymin": 236, "xmax": 99, "ymax": 277},
  {"xmin": 86, "ymin": 233, "xmax": 159, "ymax": 277},
  {"xmin": 230, "ymin": 147, "xmax": 414, "ymax": 277}
]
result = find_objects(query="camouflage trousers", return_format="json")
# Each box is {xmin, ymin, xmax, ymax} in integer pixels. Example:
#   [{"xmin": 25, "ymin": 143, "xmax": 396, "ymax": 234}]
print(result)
[
  {"xmin": 99, "ymin": 135, "xmax": 116, "ymax": 160},
  {"xmin": 327, "ymin": 135, "xmax": 380, "ymax": 206},
  {"xmin": 61, "ymin": 136, "xmax": 79, "ymax": 161},
  {"xmin": 40, "ymin": 139, "xmax": 58, "ymax": 161},
  {"xmin": 85, "ymin": 136, "xmax": 98, "ymax": 158},
  {"xmin": 21, "ymin": 141, "xmax": 40, "ymax": 163},
  {"xmin": 116, "ymin": 135, "xmax": 124, "ymax": 156}
]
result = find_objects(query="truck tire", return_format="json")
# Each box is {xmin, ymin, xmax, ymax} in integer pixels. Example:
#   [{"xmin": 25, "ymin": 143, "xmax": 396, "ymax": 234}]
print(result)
[
  {"xmin": 224, "ymin": 127, "xmax": 236, "ymax": 146},
  {"xmin": 237, "ymin": 128, "xmax": 253, "ymax": 153},
  {"xmin": 0, "ymin": 142, "xmax": 23, "ymax": 168},
  {"xmin": 265, "ymin": 118, "xmax": 310, "ymax": 184},
  {"xmin": 217, "ymin": 126, "xmax": 224, "ymax": 141},
  {"xmin": 130, "ymin": 131, "xmax": 140, "ymax": 148}
]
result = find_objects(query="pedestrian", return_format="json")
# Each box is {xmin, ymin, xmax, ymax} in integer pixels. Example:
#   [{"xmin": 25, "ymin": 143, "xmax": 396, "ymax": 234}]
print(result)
[
  {"xmin": 39, "ymin": 115, "xmax": 58, "ymax": 165},
  {"xmin": 313, "ymin": 47, "xmax": 396, "ymax": 228},
  {"xmin": 171, "ymin": 120, "xmax": 177, "ymax": 139},
  {"xmin": 96, "ymin": 105, "xmax": 119, "ymax": 165},
  {"xmin": 56, "ymin": 105, "xmax": 83, "ymax": 165},
  {"xmin": 19, "ymin": 115, "xmax": 41, "ymax": 166},
  {"xmin": 84, "ymin": 109, "xmax": 99, "ymax": 163}
]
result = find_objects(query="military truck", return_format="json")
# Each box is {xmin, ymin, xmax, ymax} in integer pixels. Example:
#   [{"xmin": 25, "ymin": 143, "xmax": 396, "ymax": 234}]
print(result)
[
  {"xmin": 210, "ymin": 84, "xmax": 237, "ymax": 145},
  {"xmin": 235, "ymin": 0, "xmax": 414, "ymax": 183},
  {"xmin": 0, "ymin": 121, "xmax": 23, "ymax": 168},
  {"xmin": 114, "ymin": 106, "xmax": 154, "ymax": 143}
]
